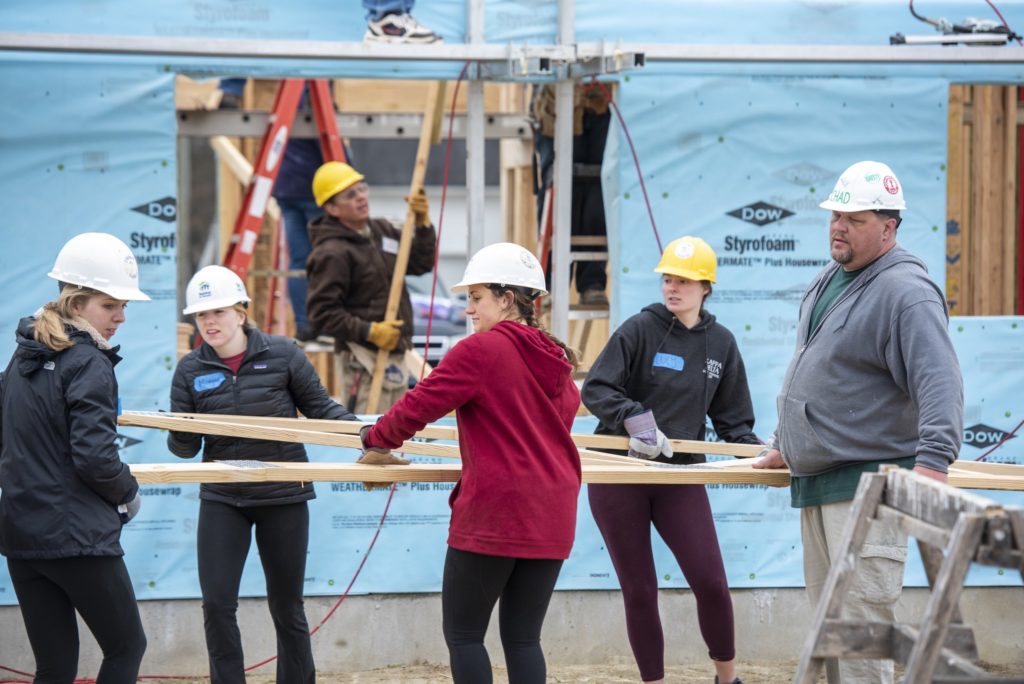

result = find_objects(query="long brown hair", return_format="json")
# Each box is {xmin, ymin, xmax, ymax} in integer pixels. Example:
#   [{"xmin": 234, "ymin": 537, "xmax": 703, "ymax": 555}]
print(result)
[
  {"xmin": 34, "ymin": 285, "xmax": 102, "ymax": 352},
  {"xmin": 488, "ymin": 285, "xmax": 580, "ymax": 370}
]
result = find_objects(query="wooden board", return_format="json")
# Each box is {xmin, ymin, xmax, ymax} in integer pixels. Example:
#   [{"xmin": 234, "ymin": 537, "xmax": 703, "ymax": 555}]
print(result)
[
  {"xmin": 128, "ymin": 460, "xmax": 790, "ymax": 486},
  {"xmin": 123, "ymin": 411, "xmax": 764, "ymax": 457},
  {"xmin": 120, "ymin": 412, "xmax": 1024, "ymax": 490},
  {"xmin": 126, "ymin": 460, "xmax": 1022, "ymax": 490},
  {"xmin": 365, "ymin": 80, "xmax": 446, "ymax": 412}
]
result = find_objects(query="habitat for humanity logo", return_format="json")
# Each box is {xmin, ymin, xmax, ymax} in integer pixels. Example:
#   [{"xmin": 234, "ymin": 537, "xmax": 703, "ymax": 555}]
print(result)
[
  {"xmin": 726, "ymin": 201, "xmax": 794, "ymax": 227},
  {"xmin": 131, "ymin": 196, "xmax": 177, "ymax": 223},
  {"xmin": 962, "ymin": 423, "xmax": 1016, "ymax": 449}
]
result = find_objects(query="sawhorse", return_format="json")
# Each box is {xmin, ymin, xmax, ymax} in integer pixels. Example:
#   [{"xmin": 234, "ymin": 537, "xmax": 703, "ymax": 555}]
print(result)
[{"xmin": 795, "ymin": 466, "xmax": 1024, "ymax": 683}]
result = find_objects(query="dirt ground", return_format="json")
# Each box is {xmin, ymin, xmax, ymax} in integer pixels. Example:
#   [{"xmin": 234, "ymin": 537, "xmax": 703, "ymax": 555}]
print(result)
[
  {"xmin": 153, "ymin": 662, "xmax": 795, "ymax": 683},
  {"xmin": 150, "ymin": 661, "xmax": 1022, "ymax": 683}
]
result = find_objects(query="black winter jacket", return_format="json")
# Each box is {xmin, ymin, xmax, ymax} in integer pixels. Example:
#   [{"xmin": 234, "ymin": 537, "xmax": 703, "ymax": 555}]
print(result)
[
  {"xmin": 581, "ymin": 304, "xmax": 760, "ymax": 464},
  {"xmin": 168, "ymin": 328, "xmax": 355, "ymax": 506},
  {"xmin": 0, "ymin": 317, "xmax": 139, "ymax": 559}
]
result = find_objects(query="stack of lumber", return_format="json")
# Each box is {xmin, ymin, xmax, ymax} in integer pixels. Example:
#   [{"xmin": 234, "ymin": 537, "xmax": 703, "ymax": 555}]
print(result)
[{"xmin": 119, "ymin": 412, "xmax": 1024, "ymax": 491}]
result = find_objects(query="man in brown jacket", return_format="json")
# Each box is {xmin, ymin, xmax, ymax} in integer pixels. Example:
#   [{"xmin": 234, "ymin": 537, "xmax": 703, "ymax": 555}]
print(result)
[{"xmin": 306, "ymin": 161, "xmax": 437, "ymax": 413}]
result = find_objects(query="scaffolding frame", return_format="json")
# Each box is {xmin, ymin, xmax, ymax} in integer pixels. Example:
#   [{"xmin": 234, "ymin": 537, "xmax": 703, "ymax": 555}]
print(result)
[{"xmin": 5, "ymin": 5, "xmax": 1024, "ymax": 337}]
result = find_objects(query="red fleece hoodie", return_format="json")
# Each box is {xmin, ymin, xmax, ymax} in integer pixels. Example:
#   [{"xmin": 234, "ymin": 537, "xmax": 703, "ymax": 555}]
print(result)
[{"xmin": 366, "ymin": 320, "xmax": 581, "ymax": 559}]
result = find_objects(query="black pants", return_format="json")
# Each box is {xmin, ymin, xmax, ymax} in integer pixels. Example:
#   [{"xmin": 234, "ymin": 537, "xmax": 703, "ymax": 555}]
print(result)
[
  {"xmin": 197, "ymin": 500, "xmax": 314, "ymax": 684},
  {"xmin": 7, "ymin": 555, "xmax": 146, "ymax": 684},
  {"xmin": 442, "ymin": 547, "xmax": 563, "ymax": 684}
]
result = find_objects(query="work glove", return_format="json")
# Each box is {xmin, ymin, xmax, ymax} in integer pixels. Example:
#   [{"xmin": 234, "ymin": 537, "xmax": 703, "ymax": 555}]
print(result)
[
  {"xmin": 367, "ymin": 320, "xmax": 404, "ymax": 351},
  {"xmin": 406, "ymin": 188, "xmax": 431, "ymax": 227},
  {"xmin": 623, "ymin": 410, "xmax": 673, "ymax": 460},
  {"xmin": 357, "ymin": 424, "xmax": 410, "ymax": 491},
  {"xmin": 118, "ymin": 493, "xmax": 142, "ymax": 524}
]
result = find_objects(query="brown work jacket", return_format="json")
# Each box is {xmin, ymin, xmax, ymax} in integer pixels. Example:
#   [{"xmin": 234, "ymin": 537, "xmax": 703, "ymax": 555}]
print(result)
[{"xmin": 306, "ymin": 214, "xmax": 436, "ymax": 353}]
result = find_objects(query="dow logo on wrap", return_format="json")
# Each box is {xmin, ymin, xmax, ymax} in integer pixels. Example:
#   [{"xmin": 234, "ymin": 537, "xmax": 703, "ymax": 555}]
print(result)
[
  {"xmin": 131, "ymin": 196, "xmax": 177, "ymax": 223},
  {"xmin": 962, "ymin": 423, "xmax": 1016, "ymax": 449},
  {"xmin": 114, "ymin": 433, "xmax": 142, "ymax": 451},
  {"xmin": 726, "ymin": 201, "xmax": 794, "ymax": 227}
]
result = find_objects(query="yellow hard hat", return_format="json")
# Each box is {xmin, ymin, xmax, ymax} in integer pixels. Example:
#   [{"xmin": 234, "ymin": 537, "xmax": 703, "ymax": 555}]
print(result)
[
  {"xmin": 312, "ymin": 161, "xmax": 365, "ymax": 207},
  {"xmin": 654, "ymin": 236, "xmax": 717, "ymax": 283}
]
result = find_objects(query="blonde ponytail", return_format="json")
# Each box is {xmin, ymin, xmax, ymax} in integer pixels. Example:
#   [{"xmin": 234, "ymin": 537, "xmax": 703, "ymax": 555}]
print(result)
[{"xmin": 34, "ymin": 286, "xmax": 100, "ymax": 352}]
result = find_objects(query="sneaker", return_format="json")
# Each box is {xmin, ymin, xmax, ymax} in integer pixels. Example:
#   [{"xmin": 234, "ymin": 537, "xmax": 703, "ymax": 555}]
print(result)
[
  {"xmin": 714, "ymin": 677, "xmax": 742, "ymax": 684},
  {"xmin": 578, "ymin": 288, "xmax": 609, "ymax": 308},
  {"xmin": 365, "ymin": 12, "xmax": 442, "ymax": 44}
]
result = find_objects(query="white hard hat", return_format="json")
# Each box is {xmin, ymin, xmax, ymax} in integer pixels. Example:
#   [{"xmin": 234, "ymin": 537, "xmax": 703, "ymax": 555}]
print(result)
[
  {"xmin": 452, "ymin": 242, "xmax": 548, "ymax": 296},
  {"xmin": 183, "ymin": 265, "xmax": 251, "ymax": 315},
  {"xmin": 819, "ymin": 161, "xmax": 907, "ymax": 213},
  {"xmin": 47, "ymin": 232, "xmax": 151, "ymax": 301}
]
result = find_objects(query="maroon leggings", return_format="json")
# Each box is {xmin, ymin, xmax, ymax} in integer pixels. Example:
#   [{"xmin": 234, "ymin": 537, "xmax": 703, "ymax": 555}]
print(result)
[{"xmin": 588, "ymin": 483, "xmax": 735, "ymax": 682}]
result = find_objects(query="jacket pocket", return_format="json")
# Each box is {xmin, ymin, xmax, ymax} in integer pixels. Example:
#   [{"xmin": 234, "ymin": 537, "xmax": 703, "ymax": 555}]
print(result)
[{"xmin": 779, "ymin": 397, "xmax": 834, "ymax": 475}]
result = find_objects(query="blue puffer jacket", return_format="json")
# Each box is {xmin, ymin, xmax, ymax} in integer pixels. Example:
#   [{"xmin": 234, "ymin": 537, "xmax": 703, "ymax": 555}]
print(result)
[
  {"xmin": 0, "ymin": 316, "xmax": 139, "ymax": 559},
  {"xmin": 169, "ymin": 327, "xmax": 356, "ymax": 506}
]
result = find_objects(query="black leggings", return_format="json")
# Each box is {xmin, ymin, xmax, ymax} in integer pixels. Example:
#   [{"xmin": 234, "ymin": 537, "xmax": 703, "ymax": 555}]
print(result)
[
  {"xmin": 197, "ymin": 500, "xmax": 314, "ymax": 684},
  {"xmin": 441, "ymin": 547, "xmax": 563, "ymax": 684},
  {"xmin": 7, "ymin": 555, "xmax": 146, "ymax": 684}
]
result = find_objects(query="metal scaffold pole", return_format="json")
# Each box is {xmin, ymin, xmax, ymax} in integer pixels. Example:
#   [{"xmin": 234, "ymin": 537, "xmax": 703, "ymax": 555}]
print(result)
[
  {"xmin": 466, "ymin": 0, "xmax": 491, "ymax": 267},
  {"xmin": 550, "ymin": 0, "xmax": 576, "ymax": 341}
]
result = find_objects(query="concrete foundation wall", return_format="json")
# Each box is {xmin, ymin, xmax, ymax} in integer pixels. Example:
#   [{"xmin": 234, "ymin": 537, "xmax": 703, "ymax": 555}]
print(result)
[{"xmin": 1, "ymin": 588, "xmax": 1022, "ymax": 676}]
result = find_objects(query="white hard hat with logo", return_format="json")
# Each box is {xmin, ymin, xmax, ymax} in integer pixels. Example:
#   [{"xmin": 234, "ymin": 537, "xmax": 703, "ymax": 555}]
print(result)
[
  {"xmin": 47, "ymin": 232, "xmax": 151, "ymax": 301},
  {"xmin": 183, "ymin": 265, "xmax": 251, "ymax": 315},
  {"xmin": 818, "ymin": 161, "xmax": 907, "ymax": 213},
  {"xmin": 452, "ymin": 242, "xmax": 548, "ymax": 296}
]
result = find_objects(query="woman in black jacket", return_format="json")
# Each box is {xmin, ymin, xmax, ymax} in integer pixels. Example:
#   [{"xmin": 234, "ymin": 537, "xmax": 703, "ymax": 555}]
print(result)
[
  {"xmin": 169, "ymin": 265, "xmax": 356, "ymax": 684},
  {"xmin": 0, "ymin": 232, "xmax": 150, "ymax": 683},
  {"xmin": 581, "ymin": 237, "xmax": 757, "ymax": 684}
]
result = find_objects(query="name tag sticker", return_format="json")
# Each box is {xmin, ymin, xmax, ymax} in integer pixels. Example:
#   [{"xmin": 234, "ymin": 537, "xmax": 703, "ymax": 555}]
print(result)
[
  {"xmin": 652, "ymin": 352, "xmax": 684, "ymax": 371},
  {"xmin": 381, "ymin": 237, "xmax": 399, "ymax": 254},
  {"xmin": 194, "ymin": 372, "xmax": 226, "ymax": 392}
]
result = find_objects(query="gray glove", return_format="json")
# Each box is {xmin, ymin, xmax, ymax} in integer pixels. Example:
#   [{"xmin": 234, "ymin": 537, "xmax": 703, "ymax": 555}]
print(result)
[
  {"xmin": 118, "ymin": 493, "xmax": 141, "ymax": 524},
  {"xmin": 623, "ymin": 410, "xmax": 674, "ymax": 460}
]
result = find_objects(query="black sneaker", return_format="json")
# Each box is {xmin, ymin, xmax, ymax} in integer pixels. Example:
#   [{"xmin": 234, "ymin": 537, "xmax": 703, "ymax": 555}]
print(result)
[
  {"xmin": 365, "ymin": 12, "xmax": 442, "ymax": 44},
  {"xmin": 295, "ymin": 326, "xmax": 319, "ymax": 343},
  {"xmin": 714, "ymin": 677, "xmax": 742, "ymax": 684}
]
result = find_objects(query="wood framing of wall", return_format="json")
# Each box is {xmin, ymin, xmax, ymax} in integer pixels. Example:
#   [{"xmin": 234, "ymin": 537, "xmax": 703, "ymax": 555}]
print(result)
[{"xmin": 947, "ymin": 84, "xmax": 1019, "ymax": 316}]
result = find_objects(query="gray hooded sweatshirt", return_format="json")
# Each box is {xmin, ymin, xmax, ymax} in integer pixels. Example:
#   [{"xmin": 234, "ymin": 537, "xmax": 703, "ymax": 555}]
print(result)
[{"xmin": 774, "ymin": 244, "xmax": 963, "ymax": 477}]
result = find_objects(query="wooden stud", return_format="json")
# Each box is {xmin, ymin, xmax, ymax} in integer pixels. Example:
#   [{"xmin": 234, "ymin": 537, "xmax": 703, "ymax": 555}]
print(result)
[
  {"xmin": 1003, "ymin": 85, "xmax": 1018, "ymax": 313},
  {"xmin": 127, "ymin": 461, "xmax": 796, "ymax": 486},
  {"xmin": 946, "ymin": 84, "xmax": 967, "ymax": 315},
  {"xmin": 365, "ymin": 81, "xmax": 446, "ymax": 413}
]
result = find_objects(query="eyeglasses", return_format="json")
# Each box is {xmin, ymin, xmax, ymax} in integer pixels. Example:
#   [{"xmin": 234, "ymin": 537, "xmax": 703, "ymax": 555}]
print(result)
[{"xmin": 334, "ymin": 182, "xmax": 369, "ymax": 203}]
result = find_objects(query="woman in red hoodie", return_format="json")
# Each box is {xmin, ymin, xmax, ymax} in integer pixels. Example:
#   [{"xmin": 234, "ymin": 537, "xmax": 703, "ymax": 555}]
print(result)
[{"xmin": 361, "ymin": 242, "xmax": 581, "ymax": 684}]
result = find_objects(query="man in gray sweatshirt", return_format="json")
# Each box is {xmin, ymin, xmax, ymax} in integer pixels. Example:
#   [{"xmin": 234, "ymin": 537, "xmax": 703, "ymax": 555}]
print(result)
[{"xmin": 754, "ymin": 160, "xmax": 963, "ymax": 684}]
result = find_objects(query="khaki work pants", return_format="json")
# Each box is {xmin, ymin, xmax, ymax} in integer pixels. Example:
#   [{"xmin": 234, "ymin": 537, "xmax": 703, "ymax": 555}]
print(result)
[
  {"xmin": 801, "ymin": 499, "xmax": 908, "ymax": 684},
  {"xmin": 334, "ymin": 343, "xmax": 409, "ymax": 415}
]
